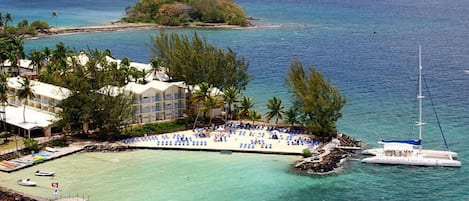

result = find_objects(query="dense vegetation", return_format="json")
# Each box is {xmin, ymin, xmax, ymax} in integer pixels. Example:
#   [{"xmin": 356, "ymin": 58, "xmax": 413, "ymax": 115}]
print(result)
[
  {"xmin": 150, "ymin": 30, "xmax": 253, "ymax": 126},
  {"xmin": 122, "ymin": 0, "xmax": 250, "ymax": 26},
  {"xmin": 0, "ymin": 12, "xmax": 50, "ymax": 38},
  {"xmin": 286, "ymin": 58, "xmax": 347, "ymax": 140}
]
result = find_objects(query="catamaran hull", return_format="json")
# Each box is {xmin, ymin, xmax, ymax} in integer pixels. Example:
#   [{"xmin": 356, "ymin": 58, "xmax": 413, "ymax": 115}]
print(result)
[
  {"xmin": 361, "ymin": 156, "xmax": 461, "ymax": 167},
  {"xmin": 362, "ymin": 148, "xmax": 458, "ymax": 158}
]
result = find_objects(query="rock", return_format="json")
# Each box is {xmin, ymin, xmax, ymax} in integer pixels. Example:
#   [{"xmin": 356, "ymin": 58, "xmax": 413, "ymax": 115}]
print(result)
[{"xmin": 83, "ymin": 143, "xmax": 130, "ymax": 152}]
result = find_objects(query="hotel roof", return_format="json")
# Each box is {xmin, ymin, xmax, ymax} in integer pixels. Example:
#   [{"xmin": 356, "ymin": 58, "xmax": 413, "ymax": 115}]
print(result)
[
  {"xmin": 7, "ymin": 77, "xmax": 71, "ymax": 101},
  {"xmin": 4, "ymin": 106, "xmax": 56, "ymax": 130},
  {"xmin": 122, "ymin": 80, "xmax": 184, "ymax": 94}
]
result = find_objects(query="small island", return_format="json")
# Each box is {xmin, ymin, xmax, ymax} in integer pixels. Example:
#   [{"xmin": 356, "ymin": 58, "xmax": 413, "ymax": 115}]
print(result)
[{"xmin": 120, "ymin": 0, "xmax": 251, "ymax": 27}]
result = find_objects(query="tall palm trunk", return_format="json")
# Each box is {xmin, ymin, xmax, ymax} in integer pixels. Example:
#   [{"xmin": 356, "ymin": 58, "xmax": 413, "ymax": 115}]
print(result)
[{"xmin": 23, "ymin": 104, "xmax": 26, "ymax": 122}]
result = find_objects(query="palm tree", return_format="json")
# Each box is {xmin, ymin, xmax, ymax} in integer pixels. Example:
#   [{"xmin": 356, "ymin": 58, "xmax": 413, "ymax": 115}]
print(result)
[
  {"xmin": 17, "ymin": 77, "xmax": 35, "ymax": 123},
  {"xmin": 265, "ymin": 96, "xmax": 284, "ymax": 125},
  {"xmin": 237, "ymin": 96, "xmax": 253, "ymax": 123},
  {"xmin": 0, "ymin": 38, "xmax": 8, "ymax": 68},
  {"xmin": 119, "ymin": 58, "xmax": 130, "ymax": 85},
  {"xmin": 52, "ymin": 11, "xmax": 58, "ymax": 28},
  {"xmin": 222, "ymin": 86, "xmax": 239, "ymax": 121},
  {"xmin": 201, "ymin": 96, "xmax": 220, "ymax": 126},
  {"xmin": 150, "ymin": 57, "xmax": 161, "ymax": 78},
  {"xmin": 7, "ymin": 36, "xmax": 25, "ymax": 76},
  {"xmin": 283, "ymin": 107, "xmax": 300, "ymax": 128},
  {"xmin": 0, "ymin": 71, "xmax": 9, "ymax": 133},
  {"xmin": 191, "ymin": 82, "xmax": 211, "ymax": 128},
  {"xmin": 29, "ymin": 49, "xmax": 46, "ymax": 75},
  {"xmin": 0, "ymin": 12, "xmax": 3, "ymax": 28},
  {"xmin": 4, "ymin": 13, "xmax": 12, "ymax": 27},
  {"xmin": 248, "ymin": 109, "xmax": 262, "ymax": 124}
]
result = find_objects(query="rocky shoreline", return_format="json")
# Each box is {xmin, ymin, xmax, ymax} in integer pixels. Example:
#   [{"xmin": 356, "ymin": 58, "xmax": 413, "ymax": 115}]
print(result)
[
  {"xmin": 292, "ymin": 133, "xmax": 361, "ymax": 175},
  {"xmin": 24, "ymin": 22, "xmax": 251, "ymax": 40},
  {"xmin": 82, "ymin": 142, "xmax": 132, "ymax": 152}
]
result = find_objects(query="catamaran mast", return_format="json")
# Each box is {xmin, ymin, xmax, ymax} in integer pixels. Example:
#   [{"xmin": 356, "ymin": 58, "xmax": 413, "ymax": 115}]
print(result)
[{"xmin": 417, "ymin": 46, "xmax": 424, "ymax": 150}]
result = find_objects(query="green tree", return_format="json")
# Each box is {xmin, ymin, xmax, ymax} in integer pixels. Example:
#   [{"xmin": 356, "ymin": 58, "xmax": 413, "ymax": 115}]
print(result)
[
  {"xmin": 222, "ymin": 86, "xmax": 239, "ymax": 120},
  {"xmin": 150, "ymin": 30, "xmax": 251, "ymax": 91},
  {"xmin": 52, "ymin": 48, "xmax": 135, "ymax": 139},
  {"xmin": 4, "ymin": 13, "xmax": 12, "ymax": 27},
  {"xmin": 6, "ymin": 36, "xmax": 25, "ymax": 76},
  {"xmin": 150, "ymin": 57, "xmax": 162, "ymax": 78},
  {"xmin": 265, "ymin": 96, "xmax": 284, "ymax": 125},
  {"xmin": 0, "ymin": 12, "xmax": 3, "ymax": 27},
  {"xmin": 52, "ymin": 11, "xmax": 58, "ymax": 28},
  {"xmin": 192, "ymin": 82, "xmax": 211, "ymax": 127},
  {"xmin": 16, "ymin": 19, "xmax": 28, "ymax": 29},
  {"xmin": 150, "ymin": 30, "xmax": 251, "ymax": 120},
  {"xmin": 283, "ymin": 106, "xmax": 300, "ymax": 128},
  {"xmin": 248, "ymin": 109, "xmax": 261, "ymax": 124},
  {"xmin": 0, "ymin": 71, "xmax": 9, "ymax": 135},
  {"xmin": 0, "ymin": 38, "xmax": 8, "ymax": 67},
  {"xmin": 201, "ymin": 95, "xmax": 220, "ymax": 125},
  {"xmin": 237, "ymin": 96, "xmax": 253, "ymax": 123},
  {"xmin": 286, "ymin": 58, "xmax": 346, "ymax": 139},
  {"xmin": 17, "ymin": 77, "xmax": 36, "ymax": 123},
  {"xmin": 29, "ymin": 49, "xmax": 46, "ymax": 75},
  {"xmin": 23, "ymin": 138, "xmax": 39, "ymax": 152}
]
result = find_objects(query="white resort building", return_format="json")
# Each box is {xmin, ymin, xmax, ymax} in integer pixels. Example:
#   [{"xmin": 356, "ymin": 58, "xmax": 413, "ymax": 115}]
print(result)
[
  {"xmin": 1, "ymin": 55, "xmax": 185, "ymax": 137},
  {"xmin": 124, "ymin": 81, "xmax": 185, "ymax": 123}
]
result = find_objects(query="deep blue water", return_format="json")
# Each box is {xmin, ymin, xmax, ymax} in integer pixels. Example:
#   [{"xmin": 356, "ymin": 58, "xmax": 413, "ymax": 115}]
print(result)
[{"xmin": 2, "ymin": 0, "xmax": 469, "ymax": 200}]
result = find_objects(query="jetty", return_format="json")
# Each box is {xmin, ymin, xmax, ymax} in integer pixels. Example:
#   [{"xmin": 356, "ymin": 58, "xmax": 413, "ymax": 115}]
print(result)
[{"xmin": 0, "ymin": 145, "xmax": 85, "ymax": 173}]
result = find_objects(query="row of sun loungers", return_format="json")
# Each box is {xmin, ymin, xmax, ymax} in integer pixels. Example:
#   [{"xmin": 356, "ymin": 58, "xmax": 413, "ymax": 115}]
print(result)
[
  {"xmin": 223, "ymin": 123, "xmax": 307, "ymax": 134},
  {"xmin": 239, "ymin": 143, "xmax": 272, "ymax": 149},
  {"xmin": 156, "ymin": 140, "xmax": 208, "ymax": 146}
]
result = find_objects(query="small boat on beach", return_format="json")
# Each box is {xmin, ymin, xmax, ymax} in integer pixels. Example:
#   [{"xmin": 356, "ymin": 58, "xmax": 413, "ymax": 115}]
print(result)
[
  {"xmin": 45, "ymin": 147, "xmax": 59, "ymax": 152},
  {"xmin": 35, "ymin": 170, "xmax": 55, "ymax": 176},
  {"xmin": 17, "ymin": 179, "xmax": 37, "ymax": 186}
]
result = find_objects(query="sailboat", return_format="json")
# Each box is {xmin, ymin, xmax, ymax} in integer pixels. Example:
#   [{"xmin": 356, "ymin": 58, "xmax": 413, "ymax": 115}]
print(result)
[{"xmin": 361, "ymin": 47, "xmax": 461, "ymax": 167}]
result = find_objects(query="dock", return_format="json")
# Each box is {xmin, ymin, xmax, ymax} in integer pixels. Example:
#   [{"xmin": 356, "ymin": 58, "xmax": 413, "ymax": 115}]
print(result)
[{"xmin": 0, "ymin": 145, "xmax": 85, "ymax": 173}]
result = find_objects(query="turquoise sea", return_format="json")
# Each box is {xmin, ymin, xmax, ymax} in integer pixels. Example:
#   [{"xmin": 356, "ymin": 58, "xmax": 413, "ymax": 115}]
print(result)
[{"xmin": 1, "ymin": 0, "xmax": 468, "ymax": 200}]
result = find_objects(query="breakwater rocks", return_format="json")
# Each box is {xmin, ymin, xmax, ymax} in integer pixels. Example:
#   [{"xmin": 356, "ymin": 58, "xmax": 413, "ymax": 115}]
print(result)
[
  {"xmin": 83, "ymin": 142, "xmax": 131, "ymax": 152},
  {"xmin": 293, "ymin": 133, "xmax": 361, "ymax": 175}
]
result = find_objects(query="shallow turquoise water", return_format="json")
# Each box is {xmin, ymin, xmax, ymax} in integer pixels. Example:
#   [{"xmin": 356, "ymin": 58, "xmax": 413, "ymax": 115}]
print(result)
[
  {"xmin": 1, "ymin": 151, "xmax": 306, "ymax": 201},
  {"xmin": 1, "ymin": 0, "xmax": 469, "ymax": 200}
]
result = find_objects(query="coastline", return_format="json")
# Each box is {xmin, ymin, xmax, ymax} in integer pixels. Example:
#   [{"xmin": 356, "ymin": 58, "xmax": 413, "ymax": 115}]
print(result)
[{"xmin": 26, "ymin": 22, "xmax": 251, "ymax": 40}]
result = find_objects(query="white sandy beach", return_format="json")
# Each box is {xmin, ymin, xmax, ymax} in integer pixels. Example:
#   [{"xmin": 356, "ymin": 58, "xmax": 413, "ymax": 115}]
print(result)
[{"xmin": 123, "ymin": 127, "xmax": 320, "ymax": 155}]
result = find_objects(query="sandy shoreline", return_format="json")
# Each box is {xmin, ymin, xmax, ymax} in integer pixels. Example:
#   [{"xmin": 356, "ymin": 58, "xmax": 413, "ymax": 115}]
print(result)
[{"xmin": 27, "ymin": 22, "xmax": 249, "ymax": 39}]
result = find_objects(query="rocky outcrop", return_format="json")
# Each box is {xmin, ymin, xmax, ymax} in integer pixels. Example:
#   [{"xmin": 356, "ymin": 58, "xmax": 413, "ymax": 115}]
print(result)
[
  {"xmin": 83, "ymin": 142, "xmax": 131, "ymax": 152},
  {"xmin": 293, "ymin": 133, "xmax": 361, "ymax": 175},
  {"xmin": 296, "ymin": 149, "xmax": 349, "ymax": 173}
]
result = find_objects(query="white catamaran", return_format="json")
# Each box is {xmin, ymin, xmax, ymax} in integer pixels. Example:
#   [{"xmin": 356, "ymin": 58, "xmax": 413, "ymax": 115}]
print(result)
[{"xmin": 361, "ymin": 47, "xmax": 461, "ymax": 167}]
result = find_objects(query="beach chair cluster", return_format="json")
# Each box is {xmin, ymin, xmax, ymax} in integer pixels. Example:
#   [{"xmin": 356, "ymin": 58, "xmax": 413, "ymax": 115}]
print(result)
[
  {"xmin": 122, "ymin": 133, "xmax": 210, "ymax": 147},
  {"xmin": 239, "ymin": 138, "xmax": 273, "ymax": 149},
  {"xmin": 285, "ymin": 136, "xmax": 318, "ymax": 146}
]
